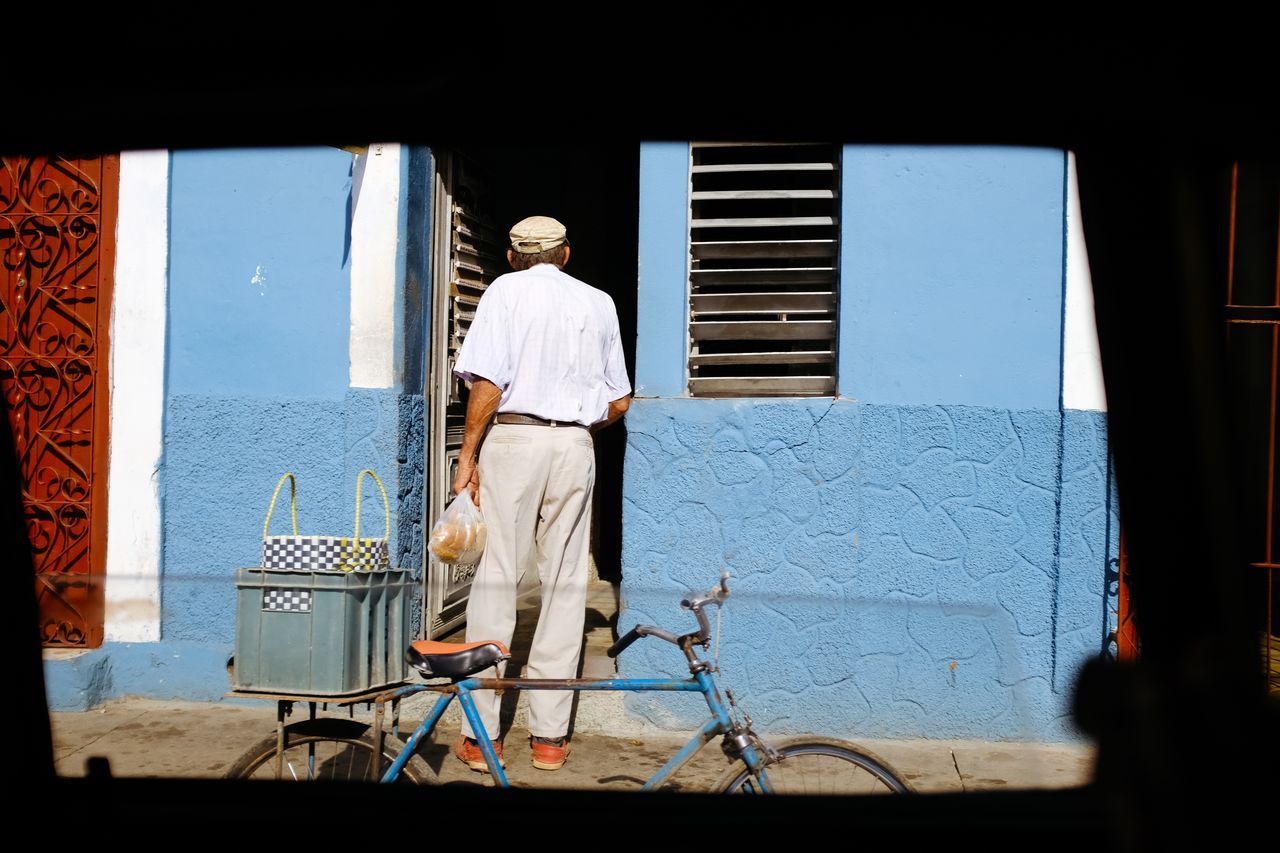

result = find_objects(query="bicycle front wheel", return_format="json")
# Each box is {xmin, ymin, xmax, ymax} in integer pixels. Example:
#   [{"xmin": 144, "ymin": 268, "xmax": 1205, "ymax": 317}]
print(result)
[
  {"xmin": 713, "ymin": 735, "xmax": 912, "ymax": 795},
  {"xmin": 225, "ymin": 718, "xmax": 431, "ymax": 783}
]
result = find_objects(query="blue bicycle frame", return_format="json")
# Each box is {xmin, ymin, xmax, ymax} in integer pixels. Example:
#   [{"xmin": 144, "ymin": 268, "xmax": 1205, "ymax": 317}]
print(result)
[{"xmin": 377, "ymin": 669, "xmax": 774, "ymax": 791}]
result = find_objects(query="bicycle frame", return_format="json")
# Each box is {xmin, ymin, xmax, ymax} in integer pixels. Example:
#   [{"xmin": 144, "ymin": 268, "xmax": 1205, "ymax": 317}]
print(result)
[{"xmin": 376, "ymin": 669, "xmax": 774, "ymax": 791}]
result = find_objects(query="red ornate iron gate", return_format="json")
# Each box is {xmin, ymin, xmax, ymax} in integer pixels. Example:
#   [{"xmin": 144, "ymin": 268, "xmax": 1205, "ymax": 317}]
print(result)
[
  {"xmin": 1, "ymin": 155, "xmax": 116, "ymax": 648},
  {"xmin": 1224, "ymin": 160, "xmax": 1279, "ymax": 693}
]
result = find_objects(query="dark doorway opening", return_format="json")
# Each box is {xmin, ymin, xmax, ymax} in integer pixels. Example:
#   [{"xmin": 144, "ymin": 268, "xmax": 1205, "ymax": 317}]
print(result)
[{"xmin": 436, "ymin": 143, "xmax": 639, "ymax": 584}]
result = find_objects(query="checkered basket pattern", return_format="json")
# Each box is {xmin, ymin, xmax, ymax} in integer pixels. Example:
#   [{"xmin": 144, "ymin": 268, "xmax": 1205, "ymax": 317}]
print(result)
[
  {"xmin": 260, "ymin": 470, "xmax": 392, "ymax": 572},
  {"xmin": 261, "ymin": 536, "xmax": 344, "ymax": 571},
  {"xmin": 262, "ymin": 588, "xmax": 312, "ymax": 612}
]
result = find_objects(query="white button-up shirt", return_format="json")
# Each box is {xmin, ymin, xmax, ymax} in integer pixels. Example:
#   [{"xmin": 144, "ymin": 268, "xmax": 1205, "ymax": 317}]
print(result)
[{"xmin": 453, "ymin": 264, "xmax": 631, "ymax": 426}]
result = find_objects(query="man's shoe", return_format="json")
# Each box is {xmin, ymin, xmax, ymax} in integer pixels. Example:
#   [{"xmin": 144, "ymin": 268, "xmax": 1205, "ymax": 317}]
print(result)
[
  {"xmin": 454, "ymin": 736, "xmax": 505, "ymax": 773},
  {"xmin": 530, "ymin": 735, "xmax": 570, "ymax": 771}
]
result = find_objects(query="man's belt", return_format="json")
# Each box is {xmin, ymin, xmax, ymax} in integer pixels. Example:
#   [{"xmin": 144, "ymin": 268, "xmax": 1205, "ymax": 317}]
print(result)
[{"xmin": 494, "ymin": 413, "xmax": 589, "ymax": 430}]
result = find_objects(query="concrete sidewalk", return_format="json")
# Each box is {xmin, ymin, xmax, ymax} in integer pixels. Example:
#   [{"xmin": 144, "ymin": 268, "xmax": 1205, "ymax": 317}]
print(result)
[
  {"xmin": 48, "ymin": 579, "xmax": 1096, "ymax": 792},
  {"xmin": 49, "ymin": 695, "xmax": 1094, "ymax": 792}
]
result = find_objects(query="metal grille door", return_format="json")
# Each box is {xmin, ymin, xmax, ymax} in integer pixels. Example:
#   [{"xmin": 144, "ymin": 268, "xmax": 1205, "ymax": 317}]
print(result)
[
  {"xmin": 1, "ymin": 155, "xmax": 116, "ymax": 648},
  {"xmin": 425, "ymin": 152, "xmax": 505, "ymax": 638}
]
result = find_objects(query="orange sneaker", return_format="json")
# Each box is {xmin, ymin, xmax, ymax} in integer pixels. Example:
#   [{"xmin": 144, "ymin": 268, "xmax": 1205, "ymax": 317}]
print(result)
[
  {"xmin": 530, "ymin": 735, "xmax": 571, "ymax": 771},
  {"xmin": 453, "ymin": 736, "xmax": 505, "ymax": 773}
]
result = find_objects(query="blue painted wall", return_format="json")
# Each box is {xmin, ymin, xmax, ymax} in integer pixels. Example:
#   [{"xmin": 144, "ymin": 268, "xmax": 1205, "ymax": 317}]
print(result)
[
  {"xmin": 46, "ymin": 148, "xmax": 429, "ymax": 708},
  {"xmin": 162, "ymin": 390, "xmax": 411, "ymax": 641},
  {"xmin": 622, "ymin": 144, "xmax": 1113, "ymax": 741},
  {"xmin": 47, "ymin": 386, "xmax": 424, "ymax": 709},
  {"xmin": 167, "ymin": 148, "xmax": 353, "ymax": 398},
  {"xmin": 839, "ymin": 147, "xmax": 1066, "ymax": 408},
  {"xmin": 400, "ymin": 146, "xmax": 433, "ymax": 395},
  {"xmin": 635, "ymin": 143, "xmax": 689, "ymax": 398},
  {"xmin": 1057, "ymin": 410, "xmax": 1119, "ymax": 690},
  {"xmin": 619, "ymin": 399, "xmax": 1115, "ymax": 740},
  {"xmin": 633, "ymin": 144, "xmax": 1067, "ymax": 405},
  {"xmin": 45, "ymin": 642, "xmax": 236, "ymax": 710}
]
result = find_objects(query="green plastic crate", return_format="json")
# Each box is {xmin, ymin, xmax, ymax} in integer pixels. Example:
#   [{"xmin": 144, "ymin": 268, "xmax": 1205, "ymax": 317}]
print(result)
[{"xmin": 233, "ymin": 567, "xmax": 413, "ymax": 695}]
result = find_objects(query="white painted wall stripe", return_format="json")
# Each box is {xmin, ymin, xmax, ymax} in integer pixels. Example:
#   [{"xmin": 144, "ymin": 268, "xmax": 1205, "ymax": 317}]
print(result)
[
  {"xmin": 349, "ymin": 144, "xmax": 402, "ymax": 389},
  {"xmin": 105, "ymin": 150, "xmax": 169, "ymax": 642},
  {"xmin": 1064, "ymin": 152, "xmax": 1108, "ymax": 412}
]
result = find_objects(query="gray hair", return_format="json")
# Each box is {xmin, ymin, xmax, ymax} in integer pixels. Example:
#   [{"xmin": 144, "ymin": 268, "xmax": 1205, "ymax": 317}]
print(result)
[{"xmin": 509, "ymin": 244, "xmax": 569, "ymax": 271}]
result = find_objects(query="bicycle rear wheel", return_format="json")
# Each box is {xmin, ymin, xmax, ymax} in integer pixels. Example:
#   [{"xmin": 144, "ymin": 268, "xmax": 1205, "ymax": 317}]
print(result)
[
  {"xmin": 713, "ymin": 735, "xmax": 912, "ymax": 795},
  {"xmin": 225, "ymin": 718, "xmax": 431, "ymax": 783}
]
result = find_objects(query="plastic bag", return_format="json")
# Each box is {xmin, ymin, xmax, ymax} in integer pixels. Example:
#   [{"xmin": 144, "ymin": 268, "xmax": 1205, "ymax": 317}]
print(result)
[{"xmin": 428, "ymin": 490, "xmax": 488, "ymax": 565}]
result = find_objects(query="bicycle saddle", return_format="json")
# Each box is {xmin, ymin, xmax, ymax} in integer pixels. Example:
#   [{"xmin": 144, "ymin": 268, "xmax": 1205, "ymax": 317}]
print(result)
[{"xmin": 406, "ymin": 640, "xmax": 510, "ymax": 679}]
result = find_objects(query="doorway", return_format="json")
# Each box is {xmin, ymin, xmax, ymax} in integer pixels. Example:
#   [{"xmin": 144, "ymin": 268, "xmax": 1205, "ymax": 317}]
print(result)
[{"xmin": 422, "ymin": 144, "xmax": 639, "ymax": 638}]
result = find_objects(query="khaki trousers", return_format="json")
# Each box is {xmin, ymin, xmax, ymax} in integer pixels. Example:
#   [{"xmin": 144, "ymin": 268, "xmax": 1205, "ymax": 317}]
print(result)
[{"xmin": 459, "ymin": 422, "xmax": 595, "ymax": 741}]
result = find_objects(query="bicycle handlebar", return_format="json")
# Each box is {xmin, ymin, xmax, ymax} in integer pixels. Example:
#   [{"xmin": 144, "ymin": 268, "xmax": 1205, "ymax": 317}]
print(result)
[
  {"xmin": 606, "ymin": 570, "xmax": 731, "ymax": 659},
  {"xmin": 606, "ymin": 626, "xmax": 643, "ymax": 658},
  {"xmin": 606, "ymin": 624, "xmax": 679, "ymax": 658}
]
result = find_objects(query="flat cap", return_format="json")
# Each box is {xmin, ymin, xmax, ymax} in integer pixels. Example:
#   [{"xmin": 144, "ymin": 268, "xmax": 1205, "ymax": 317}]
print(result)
[{"xmin": 509, "ymin": 215, "xmax": 567, "ymax": 253}]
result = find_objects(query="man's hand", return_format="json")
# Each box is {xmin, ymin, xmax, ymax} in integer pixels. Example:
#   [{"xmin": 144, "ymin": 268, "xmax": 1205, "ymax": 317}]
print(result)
[
  {"xmin": 453, "ymin": 455, "xmax": 480, "ymax": 507},
  {"xmin": 454, "ymin": 377, "xmax": 503, "ymax": 508},
  {"xmin": 591, "ymin": 393, "xmax": 632, "ymax": 434}
]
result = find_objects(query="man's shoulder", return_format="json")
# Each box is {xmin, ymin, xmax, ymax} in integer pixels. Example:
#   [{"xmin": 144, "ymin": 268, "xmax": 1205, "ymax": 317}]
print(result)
[
  {"xmin": 553, "ymin": 269, "xmax": 616, "ymax": 308},
  {"xmin": 486, "ymin": 271, "xmax": 521, "ymax": 290},
  {"xmin": 486, "ymin": 267, "xmax": 562, "ymax": 292},
  {"xmin": 478, "ymin": 271, "xmax": 526, "ymax": 306},
  {"xmin": 489, "ymin": 267, "xmax": 616, "ymax": 313}
]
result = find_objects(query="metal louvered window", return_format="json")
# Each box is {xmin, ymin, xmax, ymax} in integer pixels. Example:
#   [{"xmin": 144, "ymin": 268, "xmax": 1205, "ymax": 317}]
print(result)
[{"xmin": 688, "ymin": 142, "xmax": 839, "ymax": 397}]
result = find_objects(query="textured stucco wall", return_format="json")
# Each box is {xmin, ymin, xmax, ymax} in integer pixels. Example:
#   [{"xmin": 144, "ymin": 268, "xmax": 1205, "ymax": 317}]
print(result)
[
  {"xmin": 156, "ymin": 390, "xmax": 422, "ymax": 681},
  {"xmin": 396, "ymin": 394, "xmax": 427, "ymax": 640},
  {"xmin": 1058, "ymin": 410, "xmax": 1119, "ymax": 687},
  {"xmin": 619, "ymin": 398, "xmax": 1116, "ymax": 740},
  {"xmin": 152, "ymin": 149, "xmax": 425, "ymax": 696},
  {"xmin": 46, "ymin": 148, "xmax": 428, "ymax": 707},
  {"xmin": 48, "ymin": 391, "xmax": 424, "ymax": 707}
]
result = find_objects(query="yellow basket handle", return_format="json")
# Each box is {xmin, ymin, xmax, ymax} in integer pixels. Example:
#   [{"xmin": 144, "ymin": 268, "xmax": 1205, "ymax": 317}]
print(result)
[
  {"xmin": 263, "ymin": 473, "xmax": 299, "ymax": 540},
  {"xmin": 352, "ymin": 469, "xmax": 391, "ymax": 542}
]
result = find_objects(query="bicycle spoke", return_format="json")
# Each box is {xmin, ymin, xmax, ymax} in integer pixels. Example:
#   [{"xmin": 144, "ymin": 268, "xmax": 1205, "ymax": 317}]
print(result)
[
  {"xmin": 226, "ymin": 719, "xmax": 430, "ymax": 784},
  {"xmin": 714, "ymin": 737, "xmax": 911, "ymax": 795}
]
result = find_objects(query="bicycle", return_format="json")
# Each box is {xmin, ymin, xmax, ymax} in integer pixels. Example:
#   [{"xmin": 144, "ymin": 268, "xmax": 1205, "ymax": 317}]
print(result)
[
  {"xmin": 227, "ymin": 572, "xmax": 912, "ymax": 795},
  {"xmin": 224, "ymin": 685, "xmax": 432, "ymax": 784}
]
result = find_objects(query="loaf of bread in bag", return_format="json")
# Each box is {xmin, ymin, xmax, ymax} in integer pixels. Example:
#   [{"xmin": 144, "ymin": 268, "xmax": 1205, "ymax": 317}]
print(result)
[{"xmin": 429, "ymin": 518, "xmax": 486, "ymax": 563}]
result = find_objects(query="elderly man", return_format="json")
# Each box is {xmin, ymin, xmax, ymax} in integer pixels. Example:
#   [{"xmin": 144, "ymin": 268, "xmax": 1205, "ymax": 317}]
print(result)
[{"xmin": 450, "ymin": 215, "xmax": 631, "ymax": 772}]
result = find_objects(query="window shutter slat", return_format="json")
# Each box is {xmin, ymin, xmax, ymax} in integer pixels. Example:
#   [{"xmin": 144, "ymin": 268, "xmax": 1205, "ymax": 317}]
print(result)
[
  {"xmin": 691, "ymin": 240, "xmax": 837, "ymax": 260},
  {"xmin": 692, "ymin": 162, "xmax": 836, "ymax": 174},
  {"xmin": 689, "ymin": 376, "xmax": 837, "ymax": 396},
  {"xmin": 692, "ymin": 292, "xmax": 836, "ymax": 312},
  {"xmin": 691, "ymin": 350, "xmax": 834, "ymax": 366},
  {"xmin": 691, "ymin": 189, "xmax": 835, "ymax": 200},
  {"xmin": 691, "ymin": 321, "xmax": 836, "ymax": 341},
  {"xmin": 691, "ymin": 216, "xmax": 836, "ymax": 228}
]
